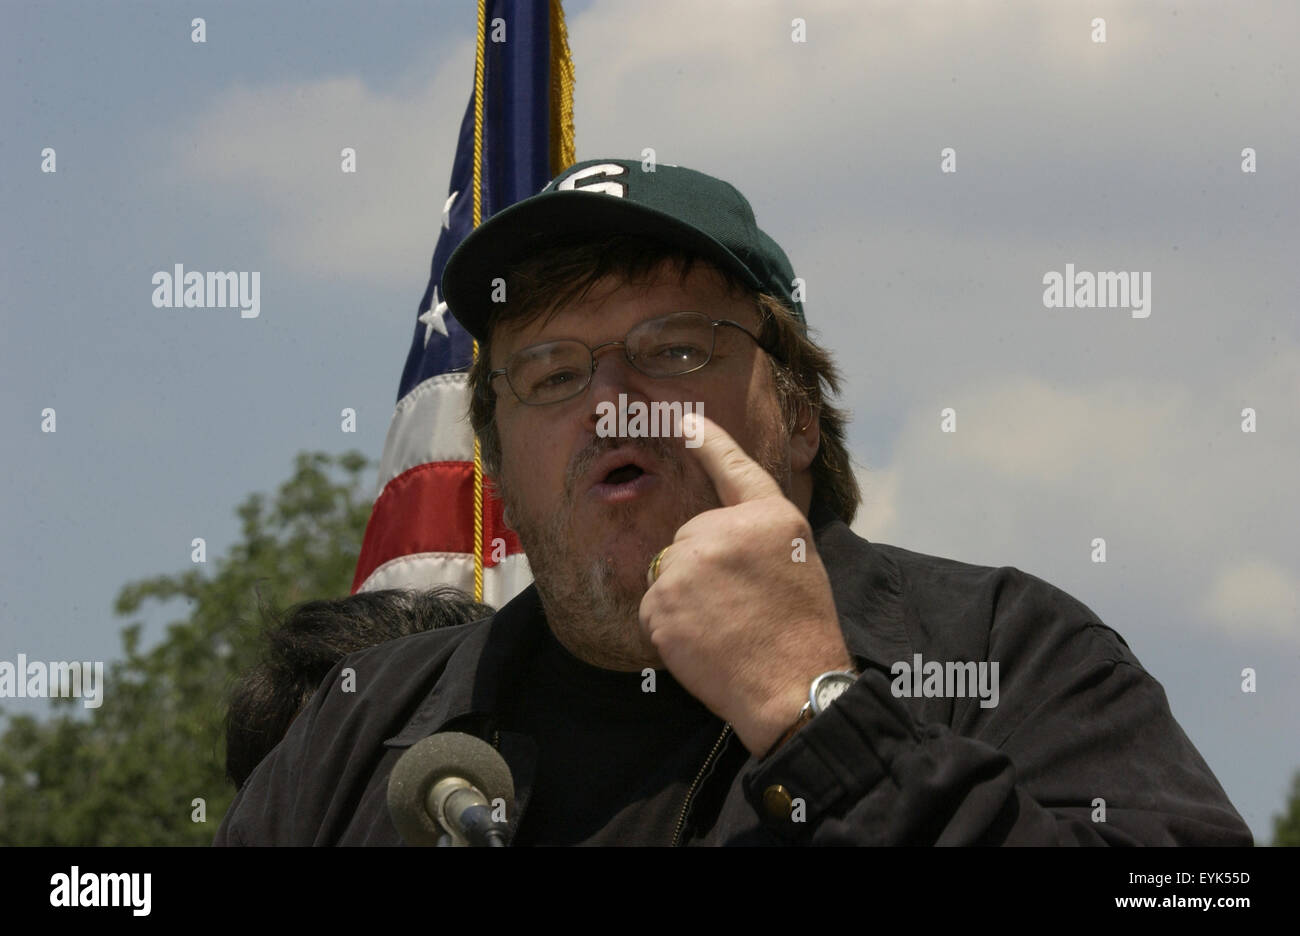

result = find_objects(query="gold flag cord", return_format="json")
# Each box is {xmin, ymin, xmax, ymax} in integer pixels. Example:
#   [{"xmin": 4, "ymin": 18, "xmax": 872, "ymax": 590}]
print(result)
[
  {"xmin": 470, "ymin": 0, "xmax": 487, "ymax": 602},
  {"xmin": 469, "ymin": 0, "xmax": 576, "ymax": 603}
]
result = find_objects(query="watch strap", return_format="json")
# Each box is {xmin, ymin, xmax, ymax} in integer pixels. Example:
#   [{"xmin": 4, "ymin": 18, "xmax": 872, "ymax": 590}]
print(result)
[{"xmin": 763, "ymin": 700, "xmax": 813, "ymax": 760}]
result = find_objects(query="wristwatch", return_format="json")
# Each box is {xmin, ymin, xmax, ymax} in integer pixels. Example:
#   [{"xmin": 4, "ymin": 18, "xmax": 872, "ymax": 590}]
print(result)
[
  {"xmin": 765, "ymin": 668, "xmax": 859, "ymax": 758},
  {"xmin": 810, "ymin": 669, "xmax": 859, "ymax": 714}
]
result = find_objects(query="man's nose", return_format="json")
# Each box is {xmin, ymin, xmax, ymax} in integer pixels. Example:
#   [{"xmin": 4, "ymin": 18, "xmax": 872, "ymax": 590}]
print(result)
[{"xmin": 583, "ymin": 344, "xmax": 650, "ymax": 430}]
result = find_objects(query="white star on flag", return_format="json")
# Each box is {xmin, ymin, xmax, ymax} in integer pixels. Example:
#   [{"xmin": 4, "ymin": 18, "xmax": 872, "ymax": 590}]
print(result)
[
  {"xmin": 419, "ymin": 285, "xmax": 449, "ymax": 345},
  {"xmin": 442, "ymin": 191, "xmax": 458, "ymax": 230}
]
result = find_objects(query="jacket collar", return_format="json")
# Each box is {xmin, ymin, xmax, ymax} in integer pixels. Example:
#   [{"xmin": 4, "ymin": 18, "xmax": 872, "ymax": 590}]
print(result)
[
  {"xmin": 385, "ymin": 502, "xmax": 911, "ymax": 748},
  {"xmin": 807, "ymin": 501, "xmax": 912, "ymax": 673},
  {"xmin": 385, "ymin": 584, "xmax": 547, "ymax": 748}
]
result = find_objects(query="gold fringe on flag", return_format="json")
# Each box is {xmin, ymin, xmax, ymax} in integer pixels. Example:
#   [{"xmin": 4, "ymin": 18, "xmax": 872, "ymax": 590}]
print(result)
[{"xmin": 550, "ymin": 0, "xmax": 576, "ymax": 174}]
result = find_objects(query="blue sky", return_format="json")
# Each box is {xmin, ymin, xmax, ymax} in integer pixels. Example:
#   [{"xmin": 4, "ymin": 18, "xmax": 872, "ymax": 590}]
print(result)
[{"xmin": 2, "ymin": 0, "xmax": 1296, "ymax": 843}]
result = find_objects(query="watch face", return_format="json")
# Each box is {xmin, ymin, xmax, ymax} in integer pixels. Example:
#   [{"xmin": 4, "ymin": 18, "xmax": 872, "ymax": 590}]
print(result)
[{"xmin": 813, "ymin": 672, "xmax": 855, "ymax": 713}]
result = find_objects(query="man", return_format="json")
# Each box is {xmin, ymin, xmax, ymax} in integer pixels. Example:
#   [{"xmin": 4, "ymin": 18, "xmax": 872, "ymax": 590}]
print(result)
[{"xmin": 215, "ymin": 158, "xmax": 1250, "ymax": 845}]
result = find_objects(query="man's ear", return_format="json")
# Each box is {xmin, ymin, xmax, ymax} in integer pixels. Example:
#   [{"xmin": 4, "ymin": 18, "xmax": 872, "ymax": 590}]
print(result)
[
  {"xmin": 790, "ymin": 402, "xmax": 820, "ymax": 473},
  {"xmin": 487, "ymin": 472, "xmax": 515, "ymax": 530}
]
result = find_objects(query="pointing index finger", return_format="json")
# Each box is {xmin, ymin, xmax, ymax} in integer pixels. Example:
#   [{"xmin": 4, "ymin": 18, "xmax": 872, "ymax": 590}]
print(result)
[{"xmin": 683, "ymin": 412, "xmax": 784, "ymax": 507}]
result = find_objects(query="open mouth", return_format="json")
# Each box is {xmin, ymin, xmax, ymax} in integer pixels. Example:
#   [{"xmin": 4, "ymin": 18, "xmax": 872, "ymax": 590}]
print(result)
[
  {"xmin": 588, "ymin": 457, "xmax": 657, "ymax": 504},
  {"xmin": 602, "ymin": 464, "xmax": 645, "ymax": 485}
]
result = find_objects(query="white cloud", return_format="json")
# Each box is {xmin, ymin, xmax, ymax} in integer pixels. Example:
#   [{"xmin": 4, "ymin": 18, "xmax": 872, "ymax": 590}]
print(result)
[
  {"xmin": 853, "ymin": 463, "xmax": 900, "ymax": 544},
  {"xmin": 1205, "ymin": 559, "xmax": 1300, "ymax": 641},
  {"xmin": 161, "ymin": 67, "xmax": 469, "ymax": 281},
  {"xmin": 847, "ymin": 347, "xmax": 1300, "ymax": 644},
  {"xmin": 564, "ymin": 0, "xmax": 1298, "ymax": 187}
]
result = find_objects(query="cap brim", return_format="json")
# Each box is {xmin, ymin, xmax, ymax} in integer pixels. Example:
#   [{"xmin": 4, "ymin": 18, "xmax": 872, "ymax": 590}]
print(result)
[{"xmin": 442, "ymin": 191, "xmax": 764, "ymax": 343}]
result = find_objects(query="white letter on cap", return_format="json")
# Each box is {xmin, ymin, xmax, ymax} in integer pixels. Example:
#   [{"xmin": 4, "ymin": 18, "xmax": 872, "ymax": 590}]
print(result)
[{"xmin": 557, "ymin": 163, "xmax": 628, "ymax": 197}]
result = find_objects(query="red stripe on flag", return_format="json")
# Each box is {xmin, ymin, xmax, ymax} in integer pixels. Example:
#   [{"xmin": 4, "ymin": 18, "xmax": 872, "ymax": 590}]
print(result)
[{"xmin": 351, "ymin": 461, "xmax": 523, "ymax": 593}]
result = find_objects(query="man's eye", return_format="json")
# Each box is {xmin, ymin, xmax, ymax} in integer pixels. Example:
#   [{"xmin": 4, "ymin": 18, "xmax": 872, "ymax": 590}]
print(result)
[
  {"xmin": 648, "ymin": 343, "xmax": 706, "ymax": 360},
  {"xmin": 532, "ymin": 369, "xmax": 581, "ymax": 391}
]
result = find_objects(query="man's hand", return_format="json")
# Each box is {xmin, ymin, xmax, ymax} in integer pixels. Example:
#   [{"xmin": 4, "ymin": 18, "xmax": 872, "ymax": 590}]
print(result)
[{"xmin": 638, "ymin": 413, "xmax": 853, "ymax": 756}]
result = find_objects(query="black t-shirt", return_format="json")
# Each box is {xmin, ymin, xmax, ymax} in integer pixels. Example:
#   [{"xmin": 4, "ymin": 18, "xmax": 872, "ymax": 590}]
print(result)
[{"xmin": 503, "ymin": 623, "xmax": 730, "ymax": 846}]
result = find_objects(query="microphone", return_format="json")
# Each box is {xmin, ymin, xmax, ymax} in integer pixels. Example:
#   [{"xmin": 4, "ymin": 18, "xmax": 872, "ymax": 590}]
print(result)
[{"xmin": 387, "ymin": 731, "xmax": 516, "ymax": 847}]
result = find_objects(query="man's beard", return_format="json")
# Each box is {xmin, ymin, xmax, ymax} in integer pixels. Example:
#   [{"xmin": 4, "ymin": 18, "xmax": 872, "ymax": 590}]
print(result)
[{"xmin": 496, "ymin": 428, "xmax": 792, "ymax": 671}]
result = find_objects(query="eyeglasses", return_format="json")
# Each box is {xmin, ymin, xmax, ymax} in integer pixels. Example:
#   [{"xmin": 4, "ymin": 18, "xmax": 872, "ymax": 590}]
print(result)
[{"xmin": 487, "ymin": 311, "xmax": 776, "ymax": 406}]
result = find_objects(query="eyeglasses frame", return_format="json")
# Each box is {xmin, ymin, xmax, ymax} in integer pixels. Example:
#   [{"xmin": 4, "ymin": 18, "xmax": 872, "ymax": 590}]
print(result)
[{"xmin": 484, "ymin": 311, "xmax": 782, "ymax": 406}]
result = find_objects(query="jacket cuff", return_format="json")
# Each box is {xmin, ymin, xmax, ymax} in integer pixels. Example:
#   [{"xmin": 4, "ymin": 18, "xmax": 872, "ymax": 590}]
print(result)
[{"xmin": 742, "ymin": 668, "xmax": 920, "ymax": 840}]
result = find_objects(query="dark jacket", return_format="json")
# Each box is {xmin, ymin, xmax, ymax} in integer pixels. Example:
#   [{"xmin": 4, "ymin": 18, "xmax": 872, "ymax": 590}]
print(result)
[{"xmin": 214, "ymin": 504, "xmax": 1252, "ymax": 846}]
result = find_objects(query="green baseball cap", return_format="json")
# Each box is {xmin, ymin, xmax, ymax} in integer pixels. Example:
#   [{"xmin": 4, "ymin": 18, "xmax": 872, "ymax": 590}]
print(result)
[{"xmin": 442, "ymin": 158, "xmax": 805, "ymax": 343}]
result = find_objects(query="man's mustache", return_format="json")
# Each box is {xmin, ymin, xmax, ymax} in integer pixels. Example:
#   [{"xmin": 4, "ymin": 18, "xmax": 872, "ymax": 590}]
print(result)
[
  {"xmin": 564, "ymin": 435, "xmax": 685, "ymax": 497},
  {"xmin": 494, "ymin": 436, "xmax": 684, "ymax": 532}
]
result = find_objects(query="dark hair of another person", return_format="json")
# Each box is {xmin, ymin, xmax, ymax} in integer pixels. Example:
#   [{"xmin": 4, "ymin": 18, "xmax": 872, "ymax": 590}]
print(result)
[{"xmin": 225, "ymin": 587, "xmax": 494, "ymax": 789}]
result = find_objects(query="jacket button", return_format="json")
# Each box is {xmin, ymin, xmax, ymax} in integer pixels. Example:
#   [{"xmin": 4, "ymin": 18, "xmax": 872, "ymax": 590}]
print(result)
[{"xmin": 762, "ymin": 784, "xmax": 793, "ymax": 821}]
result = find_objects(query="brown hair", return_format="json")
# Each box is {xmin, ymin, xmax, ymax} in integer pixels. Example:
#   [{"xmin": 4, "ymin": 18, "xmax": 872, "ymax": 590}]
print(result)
[{"xmin": 465, "ymin": 234, "xmax": 860, "ymax": 524}]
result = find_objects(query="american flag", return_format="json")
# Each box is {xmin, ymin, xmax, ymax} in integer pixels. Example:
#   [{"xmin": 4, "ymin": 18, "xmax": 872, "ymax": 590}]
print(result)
[{"xmin": 352, "ymin": 0, "xmax": 574, "ymax": 607}]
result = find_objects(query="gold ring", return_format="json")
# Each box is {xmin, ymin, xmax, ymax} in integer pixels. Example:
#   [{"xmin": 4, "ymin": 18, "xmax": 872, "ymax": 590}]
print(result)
[{"xmin": 647, "ymin": 546, "xmax": 670, "ymax": 587}]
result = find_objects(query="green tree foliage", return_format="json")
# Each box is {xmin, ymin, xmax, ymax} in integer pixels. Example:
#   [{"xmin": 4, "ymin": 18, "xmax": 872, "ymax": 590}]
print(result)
[
  {"xmin": 1273, "ymin": 770, "xmax": 1300, "ymax": 846},
  {"xmin": 0, "ymin": 451, "xmax": 371, "ymax": 845}
]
